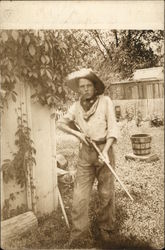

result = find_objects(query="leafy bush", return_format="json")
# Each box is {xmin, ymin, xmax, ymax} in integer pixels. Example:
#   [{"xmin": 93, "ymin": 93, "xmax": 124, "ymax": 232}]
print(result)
[
  {"xmin": 136, "ymin": 111, "xmax": 143, "ymax": 127},
  {"xmin": 125, "ymin": 106, "xmax": 135, "ymax": 121},
  {"xmin": 150, "ymin": 114, "xmax": 164, "ymax": 127}
]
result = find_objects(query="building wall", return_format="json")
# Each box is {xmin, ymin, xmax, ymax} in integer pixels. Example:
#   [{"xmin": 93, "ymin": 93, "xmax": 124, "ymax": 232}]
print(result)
[
  {"xmin": 30, "ymin": 100, "xmax": 58, "ymax": 215},
  {"xmin": 1, "ymin": 82, "xmax": 58, "ymax": 220},
  {"xmin": 1, "ymin": 82, "xmax": 28, "ymax": 218}
]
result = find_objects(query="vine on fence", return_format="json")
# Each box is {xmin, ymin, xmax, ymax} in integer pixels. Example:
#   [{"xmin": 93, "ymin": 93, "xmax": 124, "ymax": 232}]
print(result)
[
  {"xmin": 2, "ymin": 194, "xmax": 27, "ymax": 221},
  {"xmin": 2, "ymin": 106, "xmax": 36, "ymax": 187},
  {"xmin": 1, "ymin": 105, "xmax": 37, "ymax": 217}
]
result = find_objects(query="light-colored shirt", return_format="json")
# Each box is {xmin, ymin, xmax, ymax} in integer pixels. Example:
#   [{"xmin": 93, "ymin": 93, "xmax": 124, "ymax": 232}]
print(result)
[{"xmin": 58, "ymin": 95, "xmax": 118, "ymax": 142}]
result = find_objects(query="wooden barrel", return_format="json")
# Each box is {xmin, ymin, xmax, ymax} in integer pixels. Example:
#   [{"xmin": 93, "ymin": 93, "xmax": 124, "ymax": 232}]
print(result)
[{"xmin": 130, "ymin": 134, "xmax": 152, "ymax": 155}]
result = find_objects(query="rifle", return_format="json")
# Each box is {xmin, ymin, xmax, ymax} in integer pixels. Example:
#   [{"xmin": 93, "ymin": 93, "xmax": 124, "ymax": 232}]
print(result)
[{"xmin": 74, "ymin": 123, "xmax": 134, "ymax": 201}]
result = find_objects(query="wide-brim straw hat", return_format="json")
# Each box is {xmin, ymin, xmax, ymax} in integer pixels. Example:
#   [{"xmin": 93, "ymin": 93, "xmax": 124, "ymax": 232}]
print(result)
[{"xmin": 66, "ymin": 68, "xmax": 105, "ymax": 95}]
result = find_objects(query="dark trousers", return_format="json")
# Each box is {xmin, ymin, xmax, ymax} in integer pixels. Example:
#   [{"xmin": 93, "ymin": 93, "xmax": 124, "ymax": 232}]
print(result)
[{"xmin": 70, "ymin": 143, "xmax": 116, "ymax": 241}]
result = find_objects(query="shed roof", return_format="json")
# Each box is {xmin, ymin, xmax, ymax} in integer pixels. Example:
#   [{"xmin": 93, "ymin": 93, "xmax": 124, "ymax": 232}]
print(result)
[
  {"xmin": 111, "ymin": 67, "xmax": 164, "ymax": 85},
  {"xmin": 133, "ymin": 67, "xmax": 163, "ymax": 80}
]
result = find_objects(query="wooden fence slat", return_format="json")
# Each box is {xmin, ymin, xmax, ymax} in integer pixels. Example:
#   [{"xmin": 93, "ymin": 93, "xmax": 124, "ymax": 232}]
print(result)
[{"xmin": 50, "ymin": 108, "xmax": 58, "ymax": 210}]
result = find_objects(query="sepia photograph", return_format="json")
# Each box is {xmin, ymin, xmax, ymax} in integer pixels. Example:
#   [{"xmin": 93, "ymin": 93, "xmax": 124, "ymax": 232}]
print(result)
[{"xmin": 0, "ymin": 1, "xmax": 164, "ymax": 250}]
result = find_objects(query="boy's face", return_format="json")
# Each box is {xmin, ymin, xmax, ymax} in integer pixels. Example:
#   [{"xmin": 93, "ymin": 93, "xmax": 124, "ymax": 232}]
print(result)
[{"xmin": 78, "ymin": 78, "xmax": 95, "ymax": 99}]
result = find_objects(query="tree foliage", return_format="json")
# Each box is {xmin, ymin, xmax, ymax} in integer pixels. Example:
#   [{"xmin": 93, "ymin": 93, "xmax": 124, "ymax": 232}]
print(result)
[
  {"xmin": 87, "ymin": 30, "xmax": 164, "ymax": 80},
  {"xmin": 0, "ymin": 30, "xmax": 87, "ymax": 108},
  {"xmin": 0, "ymin": 29, "xmax": 163, "ymax": 108}
]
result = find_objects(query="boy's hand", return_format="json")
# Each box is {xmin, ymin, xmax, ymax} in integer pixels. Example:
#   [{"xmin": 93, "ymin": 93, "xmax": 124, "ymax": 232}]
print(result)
[
  {"xmin": 98, "ymin": 150, "xmax": 109, "ymax": 165},
  {"xmin": 76, "ymin": 131, "xmax": 90, "ymax": 146},
  {"xmin": 69, "ymin": 170, "xmax": 77, "ymax": 182}
]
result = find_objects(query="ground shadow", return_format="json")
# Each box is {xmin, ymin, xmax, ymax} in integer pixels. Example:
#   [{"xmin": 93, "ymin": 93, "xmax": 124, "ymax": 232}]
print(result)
[{"xmin": 90, "ymin": 190, "xmax": 155, "ymax": 250}]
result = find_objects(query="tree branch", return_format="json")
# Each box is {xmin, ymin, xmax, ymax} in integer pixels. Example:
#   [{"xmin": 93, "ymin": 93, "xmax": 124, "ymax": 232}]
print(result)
[
  {"xmin": 113, "ymin": 30, "xmax": 119, "ymax": 47},
  {"xmin": 88, "ymin": 31, "xmax": 106, "ymax": 59},
  {"xmin": 93, "ymin": 30, "xmax": 112, "ymax": 61}
]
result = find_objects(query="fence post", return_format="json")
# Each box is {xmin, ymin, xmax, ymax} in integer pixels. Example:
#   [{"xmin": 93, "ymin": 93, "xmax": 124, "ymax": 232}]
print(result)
[
  {"xmin": 24, "ymin": 83, "xmax": 37, "ymax": 214},
  {"xmin": 50, "ymin": 107, "xmax": 58, "ymax": 210},
  {"xmin": 1, "ymin": 171, "xmax": 4, "ymax": 214},
  {"xmin": 20, "ymin": 81, "xmax": 32, "ymax": 211}
]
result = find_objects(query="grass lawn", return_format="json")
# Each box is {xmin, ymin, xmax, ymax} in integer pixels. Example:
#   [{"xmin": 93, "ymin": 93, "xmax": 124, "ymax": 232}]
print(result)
[{"xmin": 4, "ymin": 122, "xmax": 164, "ymax": 250}]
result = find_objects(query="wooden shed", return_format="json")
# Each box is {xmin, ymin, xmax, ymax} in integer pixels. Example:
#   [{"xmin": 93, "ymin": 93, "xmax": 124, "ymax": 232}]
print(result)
[{"xmin": 108, "ymin": 67, "xmax": 164, "ymax": 119}]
